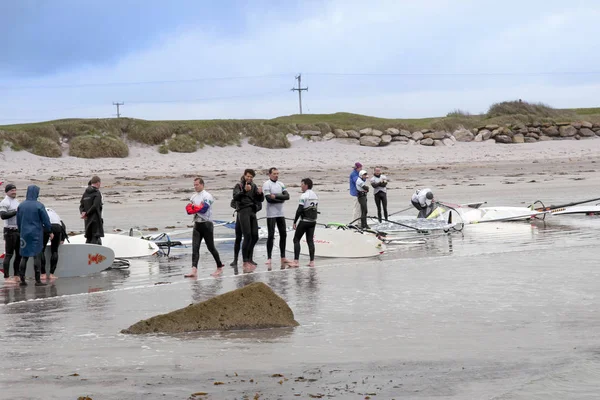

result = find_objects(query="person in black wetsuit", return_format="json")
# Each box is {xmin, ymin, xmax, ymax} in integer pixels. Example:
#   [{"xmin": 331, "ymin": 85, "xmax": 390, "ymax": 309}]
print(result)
[
  {"xmin": 262, "ymin": 167, "xmax": 291, "ymax": 270},
  {"xmin": 40, "ymin": 207, "xmax": 67, "ymax": 282},
  {"xmin": 232, "ymin": 169, "xmax": 264, "ymax": 274},
  {"xmin": 79, "ymin": 176, "xmax": 104, "ymax": 244},
  {"xmin": 1, "ymin": 183, "xmax": 22, "ymax": 284},
  {"xmin": 288, "ymin": 178, "xmax": 319, "ymax": 268}
]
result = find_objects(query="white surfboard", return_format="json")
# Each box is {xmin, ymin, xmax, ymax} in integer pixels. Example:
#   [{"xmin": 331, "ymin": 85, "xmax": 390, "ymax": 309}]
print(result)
[
  {"xmin": 21, "ymin": 243, "xmax": 115, "ymax": 278},
  {"xmin": 283, "ymin": 227, "xmax": 385, "ymax": 258},
  {"xmin": 67, "ymin": 233, "xmax": 159, "ymax": 258}
]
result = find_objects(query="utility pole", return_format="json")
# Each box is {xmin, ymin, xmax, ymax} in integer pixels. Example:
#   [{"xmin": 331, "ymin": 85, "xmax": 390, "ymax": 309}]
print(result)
[
  {"xmin": 291, "ymin": 74, "xmax": 308, "ymax": 115},
  {"xmin": 112, "ymin": 102, "xmax": 124, "ymax": 118}
]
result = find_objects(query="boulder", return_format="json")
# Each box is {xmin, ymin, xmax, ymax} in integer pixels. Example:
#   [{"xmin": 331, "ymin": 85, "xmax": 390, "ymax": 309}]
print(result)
[
  {"xmin": 399, "ymin": 129, "xmax": 412, "ymax": 138},
  {"xmin": 542, "ymin": 126, "xmax": 559, "ymax": 136},
  {"xmin": 556, "ymin": 121, "xmax": 571, "ymax": 126},
  {"xmin": 359, "ymin": 128, "xmax": 372, "ymax": 135},
  {"xmin": 360, "ymin": 135, "xmax": 382, "ymax": 147},
  {"xmin": 495, "ymin": 135, "xmax": 513, "ymax": 144},
  {"xmin": 424, "ymin": 131, "xmax": 446, "ymax": 140},
  {"xmin": 442, "ymin": 138, "xmax": 455, "ymax": 146},
  {"xmin": 310, "ymin": 136, "xmax": 323, "ymax": 142},
  {"xmin": 474, "ymin": 132, "xmax": 483, "ymax": 142},
  {"xmin": 485, "ymin": 124, "xmax": 500, "ymax": 130},
  {"xmin": 334, "ymin": 128, "xmax": 348, "ymax": 138},
  {"xmin": 512, "ymin": 134, "xmax": 525, "ymax": 143},
  {"xmin": 392, "ymin": 135, "xmax": 409, "ymax": 142},
  {"xmin": 524, "ymin": 137, "xmax": 538, "ymax": 143},
  {"xmin": 420, "ymin": 138, "xmax": 434, "ymax": 146},
  {"xmin": 408, "ymin": 139, "xmax": 416, "ymax": 145},
  {"xmin": 301, "ymin": 130, "xmax": 322, "ymax": 136},
  {"xmin": 322, "ymin": 132, "xmax": 336, "ymax": 141},
  {"xmin": 579, "ymin": 128, "xmax": 596, "ymax": 137},
  {"xmin": 453, "ymin": 128, "xmax": 474, "ymax": 142},
  {"xmin": 526, "ymin": 132, "xmax": 540, "ymax": 139},
  {"xmin": 346, "ymin": 130, "xmax": 361, "ymax": 139},
  {"xmin": 331, "ymin": 138, "xmax": 360, "ymax": 146},
  {"xmin": 371, "ymin": 129, "xmax": 383, "ymax": 137},
  {"xmin": 420, "ymin": 128, "xmax": 431, "ymax": 134},
  {"xmin": 581, "ymin": 121, "xmax": 593, "ymax": 129},
  {"xmin": 434, "ymin": 139, "xmax": 445, "ymax": 147},
  {"xmin": 412, "ymin": 131, "xmax": 424, "ymax": 141},
  {"xmin": 528, "ymin": 127, "xmax": 541, "ymax": 134},
  {"xmin": 385, "ymin": 128, "xmax": 400, "ymax": 136},
  {"xmin": 572, "ymin": 122, "xmax": 582, "ymax": 129},
  {"xmin": 480, "ymin": 129, "xmax": 492, "ymax": 140},
  {"xmin": 559, "ymin": 125, "xmax": 577, "ymax": 137},
  {"xmin": 538, "ymin": 135, "xmax": 553, "ymax": 141},
  {"xmin": 121, "ymin": 282, "xmax": 299, "ymax": 334},
  {"xmin": 380, "ymin": 134, "xmax": 392, "ymax": 145}
]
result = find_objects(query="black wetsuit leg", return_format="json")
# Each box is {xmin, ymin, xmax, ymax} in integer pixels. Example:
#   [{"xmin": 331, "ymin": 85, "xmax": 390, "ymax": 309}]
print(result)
[
  {"xmin": 358, "ymin": 195, "xmax": 368, "ymax": 228},
  {"xmin": 293, "ymin": 221, "xmax": 316, "ymax": 260},
  {"xmin": 238, "ymin": 208, "xmax": 256, "ymax": 263},
  {"xmin": 3, "ymin": 229, "xmax": 21, "ymax": 278},
  {"xmin": 374, "ymin": 191, "xmax": 388, "ymax": 222},
  {"xmin": 41, "ymin": 230, "xmax": 51, "ymax": 275},
  {"xmin": 49, "ymin": 224, "xmax": 62, "ymax": 274},
  {"xmin": 195, "ymin": 221, "xmax": 222, "ymax": 268},
  {"xmin": 232, "ymin": 214, "xmax": 242, "ymax": 263},
  {"xmin": 266, "ymin": 218, "xmax": 276, "ymax": 259},
  {"xmin": 276, "ymin": 217, "xmax": 287, "ymax": 258}
]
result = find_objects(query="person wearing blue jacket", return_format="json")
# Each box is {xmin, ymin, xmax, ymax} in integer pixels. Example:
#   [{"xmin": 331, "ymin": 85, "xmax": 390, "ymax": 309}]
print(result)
[
  {"xmin": 16, "ymin": 185, "xmax": 53, "ymax": 286},
  {"xmin": 349, "ymin": 162, "xmax": 362, "ymax": 223}
]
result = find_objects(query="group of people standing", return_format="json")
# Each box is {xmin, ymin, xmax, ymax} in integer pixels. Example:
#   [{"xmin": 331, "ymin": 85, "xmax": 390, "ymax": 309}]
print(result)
[
  {"xmin": 184, "ymin": 168, "xmax": 319, "ymax": 278},
  {"xmin": 1, "ymin": 176, "xmax": 104, "ymax": 286},
  {"xmin": 349, "ymin": 162, "xmax": 437, "ymax": 225}
]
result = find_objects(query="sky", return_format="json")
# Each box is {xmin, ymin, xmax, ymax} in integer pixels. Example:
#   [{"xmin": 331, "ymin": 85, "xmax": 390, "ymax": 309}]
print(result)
[{"xmin": 1, "ymin": 0, "xmax": 600, "ymax": 123}]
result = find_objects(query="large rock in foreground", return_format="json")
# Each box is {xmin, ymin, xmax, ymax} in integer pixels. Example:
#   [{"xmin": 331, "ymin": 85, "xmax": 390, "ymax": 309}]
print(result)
[{"xmin": 121, "ymin": 282, "xmax": 299, "ymax": 334}]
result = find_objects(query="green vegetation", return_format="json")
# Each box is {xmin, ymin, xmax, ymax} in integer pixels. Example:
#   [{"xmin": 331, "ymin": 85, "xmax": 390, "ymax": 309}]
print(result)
[
  {"xmin": 69, "ymin": 135, "xmax": 129, "ymax": 158},
  {"xmin": 32, "ymin": 137, "xmax": 62, "ymax": 158},
  {"xmin": 1, "ymin": 100, "xmax": 598, "ymax": 158},
  {"xmin": 167, "ymin": 134, "xmax": 197, "ymax": 153}
]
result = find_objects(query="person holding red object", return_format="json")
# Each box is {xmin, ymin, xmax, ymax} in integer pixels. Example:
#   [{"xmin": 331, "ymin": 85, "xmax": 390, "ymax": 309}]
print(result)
[{"xmin": 184, "ymin": 177, "xmax": 224, "ymax": 279}]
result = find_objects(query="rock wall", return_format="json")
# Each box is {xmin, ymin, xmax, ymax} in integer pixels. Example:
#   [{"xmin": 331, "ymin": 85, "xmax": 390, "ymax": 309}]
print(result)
[{"xmin": 293, "ymin": 122, "xmax": 600, "ymax": 147}]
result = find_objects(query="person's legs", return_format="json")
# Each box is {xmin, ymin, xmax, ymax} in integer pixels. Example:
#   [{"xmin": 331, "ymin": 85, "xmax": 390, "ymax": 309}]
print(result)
[
  {"xmin": 381, "ymin": 192, "xmax": 388, "ymax": 221},
  {"xmin": 185, "ymin": 222, "xmax": 203, "ymax": 278},
  {"xmin": 374, "ymin": 192, "xmax": 383, "ymax": 223},
  {"xmin": 352, "ymin": 197, "xmax": 361, "ymax": 223},
  {"xmin": 305, "ymin": 222, "xmax": 316, "ymax": 264},
  {"xmin": 358, "ymin": 195, "xmax": 368, "ymax": 228},
  {"xmin": 231, "ymin": 214, "xmax": 242, "ymax": 267},
  {"xmin": 290, "ymin": 222, "xmax": 308, "ymax": 267},
  {"xmin": 265, "ymin": 218, "xmax": 276, "ymax": 263},
  {"xmin": 276, "ymin": 217, "xmax": 290, "ymax": 268}
]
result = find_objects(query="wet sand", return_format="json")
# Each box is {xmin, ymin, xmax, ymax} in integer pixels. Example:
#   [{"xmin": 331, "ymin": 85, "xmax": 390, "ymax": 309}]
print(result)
[{"xmin": 2, "ymin": 138, "xmax": 600, "ymax": 399}]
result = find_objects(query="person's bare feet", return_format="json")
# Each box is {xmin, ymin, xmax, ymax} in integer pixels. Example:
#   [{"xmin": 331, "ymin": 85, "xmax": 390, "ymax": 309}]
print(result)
[
  {"xmin": 308, "ymin": 261, "xmax": 315, "ymax": 267},
  {"xmin": 49, "ymin": 274, "xmax": 57, "ymax": 281},
  {"xmin": 280, "ymin": 258, "xmax": 292, "ymax": 269},
  {"xmin": 287, "ymin": 261, "xmax": 299, "ymax": 269},
  {"xmin": 210, "ymin": 268, "xmax": 223, "ymax": 278},
  {"xmin": 184, "ymin": 267, "xmax": 198, "ymax": 278},
  {"xmin": 40, "ymin": 275, "xmax": 47, "ymax": 282},
  {"xmin": 242, "ymin": 262, "xmax": 256, "ymax": 273},
  {"xmin": 265, "ymin": 259, "xmax": 272, "ymax": 271}
]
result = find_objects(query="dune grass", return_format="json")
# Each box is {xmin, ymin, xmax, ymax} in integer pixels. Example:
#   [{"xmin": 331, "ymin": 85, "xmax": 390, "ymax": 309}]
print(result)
[{"xmin": 1, "ymin": 100, "xmax": 599, "ymax": 158}]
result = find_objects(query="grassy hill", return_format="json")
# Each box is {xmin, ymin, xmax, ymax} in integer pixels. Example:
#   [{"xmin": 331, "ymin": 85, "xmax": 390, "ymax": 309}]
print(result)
[{"xmin": 1, "ymin": 101, "xmax": 599, "ymax": 158}]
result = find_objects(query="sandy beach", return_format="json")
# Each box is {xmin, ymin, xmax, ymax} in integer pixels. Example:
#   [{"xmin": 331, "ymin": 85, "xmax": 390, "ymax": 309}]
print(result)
[
  {"xmin": 2, "ymin": 138, "xmax": 600, "ymax": 234},
  {"xmin": 2, "ymin": 138, "xmax": 600, "ymax": 399}
]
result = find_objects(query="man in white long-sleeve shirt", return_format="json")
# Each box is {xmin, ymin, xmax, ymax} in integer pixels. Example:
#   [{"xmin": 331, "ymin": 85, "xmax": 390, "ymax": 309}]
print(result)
[
  {"xmin": 370, "ymin": 167, "xmax": 389, "ymax": 223},
  {"xmin": 411, "ymin": 188, "xmax": 436, "ymax": 218}
]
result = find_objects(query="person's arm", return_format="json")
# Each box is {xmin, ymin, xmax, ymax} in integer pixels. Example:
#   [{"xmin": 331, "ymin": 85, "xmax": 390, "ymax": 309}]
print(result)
[
  {"xmin": 370, "ymin": 177, "xmax": 379, "ymax": 188},
  {"xmin": 275, "ymin": 187, "xmax": 290, "ymax": 201},
  {"xmin": 254, "ymin": 185, "xmax": 264, "ymax": 202},
  {"xmin": 233, "ymin": 183, "xmax": 245, "ymax": 201},
  {"xmin": 293, "ymin": 204, "xmax": 304, "ymax": 225},
  {"xmin": 0, "ymin": 201, "xmax": 17, "ymax": 220}
]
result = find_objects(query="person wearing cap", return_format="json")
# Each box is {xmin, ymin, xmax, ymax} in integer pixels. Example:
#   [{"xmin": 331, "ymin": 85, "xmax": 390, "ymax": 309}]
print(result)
[
  {"xmin": 349, "ymin": 162, "xmax": 363, "ymax": 223},
  {"xmin": 0, "ymin": 183, "xmax": 22, "ymax": 284},
  {"xmin": 411, "ymin": 188, "xmax": 437, "ymax": 218},
  {"xmin": 370, "ymin": 167, "xmax": 389, "ymax": 223},
  {"xmin": 355, "ymin": 170, "xmax": 370, "ymax": 229}
]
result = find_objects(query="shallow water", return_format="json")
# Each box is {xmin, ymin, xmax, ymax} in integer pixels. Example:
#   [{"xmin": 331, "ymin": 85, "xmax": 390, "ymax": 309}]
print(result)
[{"xmin": 1, "ymin": 214, "xmax": 600, "ymax": 399}]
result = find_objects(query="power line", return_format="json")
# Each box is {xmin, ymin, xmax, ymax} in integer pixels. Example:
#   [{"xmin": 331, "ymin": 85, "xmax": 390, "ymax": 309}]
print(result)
[
  {"xmin": 0, "ymin": 73, "xmax": 292, "ymax": 91},
  {"xmin": 291, "ymin": 74, "xmax": 308, "ymax": 115},
  {"xmin": 305, "ymin": 71, "xmax": 600, "ymax": 77}
]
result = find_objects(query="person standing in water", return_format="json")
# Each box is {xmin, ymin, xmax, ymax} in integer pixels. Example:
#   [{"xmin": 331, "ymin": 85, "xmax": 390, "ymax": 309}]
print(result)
[
  {"xmin": 184, "ymin": 177, "xmax": 225, "ymax": 278},
  {"xmin": 349, "ymin": 162, "xmax": 362, "ymax": 223},
  {"xmin": 370, "ymin": 167, "xmax": 389, "ymax": 223},
  {"xmin": 232, "ymin": 169, "xmax": 264, "ymax": 274},
  {"xmin": 1, "ymin": 183, "xmax": 21, "ymax": 284},
  {"xmin": 17, "ymin": 185, "xmax": 53, "ymax": 286},
  {"xmin": 40, "ymin": 207, "xmax": 67, "ymax": 282},
  {"xmin": 355, "ymin": 170, "xmax": 370, "ymax": 229},
  {"xmin": 288, "ymin": 178, "xmax": 319, "ymax": 268},
  {"xmin": 79, "ymin": 176, "xmax": 103, "ymax": 244},
  {"xmin": 262, "ymin": 167, "xmax": 291, "ymax": 271}
]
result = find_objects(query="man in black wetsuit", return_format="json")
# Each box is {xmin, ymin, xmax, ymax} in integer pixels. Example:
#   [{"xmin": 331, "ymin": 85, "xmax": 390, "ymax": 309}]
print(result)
[{"xmin": 79, "ymin": 176, "xmax": 104, "ymax": 244}]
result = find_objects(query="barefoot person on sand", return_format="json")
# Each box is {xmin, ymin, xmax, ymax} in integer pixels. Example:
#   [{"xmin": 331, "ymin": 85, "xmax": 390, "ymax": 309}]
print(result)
[
  {"xmin": 40, "ymin": 207, "xmax": 67, "ymax": 282},
  {"xmin": 370, "ymin": 167, "xmax": 389, "ymax": 223},
  {"xmin": 232, "ymin": 169, "xmax": 264, "ymax": 274},
  {"xmin": 288, "ymin": 178, "xmax": 319, "ymax": 268},
  {"xmin": 79, "ymin": 176, "xmax": 104, "ymax": 245},
  {"xmin": 1, "ymin": 183, "xmax": 22, "ymax": 284},
  {"xmin": 184, "ymin": 177, "xmax": 225, "ymax": 278},
  {"xmin": 262, "ymin": 167, "xmax": 292, "ymax": 270},
  {"xmin": 17, "ymin": 185, "xmax": 53, "ymax": 286}
]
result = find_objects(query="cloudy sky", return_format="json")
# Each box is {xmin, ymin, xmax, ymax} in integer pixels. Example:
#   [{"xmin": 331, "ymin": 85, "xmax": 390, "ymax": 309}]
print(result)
[{"xmin": 1, "ymin": 0, "xmax": 599, "ymax": 123}]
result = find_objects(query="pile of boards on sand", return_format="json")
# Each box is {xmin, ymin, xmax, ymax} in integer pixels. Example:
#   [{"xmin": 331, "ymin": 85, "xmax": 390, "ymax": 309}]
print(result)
[
  {"xmin": 121, "ymin": 282, "xmax": 298, "ymax": 334},
  {"xmin": 1, "ymin": 243, "xmax": 115, "ymax": 278}
]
